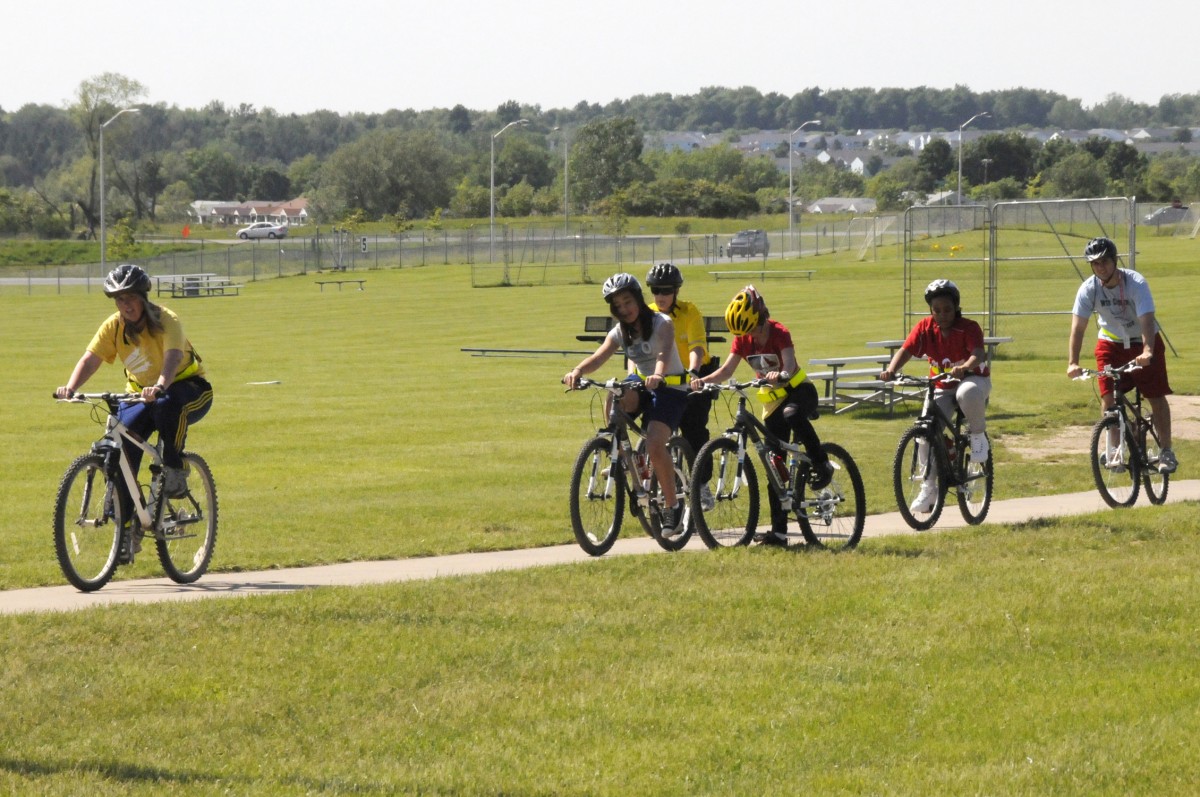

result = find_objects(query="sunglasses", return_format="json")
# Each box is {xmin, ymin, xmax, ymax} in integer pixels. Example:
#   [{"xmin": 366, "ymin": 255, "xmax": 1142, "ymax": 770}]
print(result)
[{"xmin": 651, "ymin": 288, "xmax": 676, "ymax": 295}]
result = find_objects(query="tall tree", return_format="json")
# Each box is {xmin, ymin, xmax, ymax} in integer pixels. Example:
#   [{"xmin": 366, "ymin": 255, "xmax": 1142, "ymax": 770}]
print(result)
[
  {"xmin": 568, "ymin": 117, "xmax": 652, "ymax": 209},
  {"xmin": 69, "ymin": 72, "xmax": 147, "ymax": 236}
]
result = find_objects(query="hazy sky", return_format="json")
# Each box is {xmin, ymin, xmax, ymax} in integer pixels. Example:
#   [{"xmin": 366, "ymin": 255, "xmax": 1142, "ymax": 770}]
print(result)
[{"xmin": 5, "ymin": 0, "xmax": 1197, "ymax": 117}]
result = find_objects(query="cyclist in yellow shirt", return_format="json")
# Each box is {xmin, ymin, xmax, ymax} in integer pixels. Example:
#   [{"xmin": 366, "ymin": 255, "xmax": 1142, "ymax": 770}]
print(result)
[
  {"xmin": 645, "ymin": 263, "xmax": 718, "ymax": 509},
  {"xmin": 55, "ymin": 264, "xmax": 213, "ymax": 505}
]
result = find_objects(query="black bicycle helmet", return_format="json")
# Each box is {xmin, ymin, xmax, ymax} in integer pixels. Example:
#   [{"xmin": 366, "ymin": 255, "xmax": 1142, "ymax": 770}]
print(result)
[
  {"xmin": 645, "ymin": 262, "xmax": 683, "ymax": 290},
  {"xmin": 1084, "ymin": 237, "xmax": 1118, "ymax": 263},
  {"xmin": 102, "ymin": 264, "xmax": 152, "ymax": 297},
  {"xmin": 924, "ymin": 278, "xmax": 960, "ymax": 307},
  {"xmin": 601, "ymin": 272, "xmax": 643, "ymax": 303}
]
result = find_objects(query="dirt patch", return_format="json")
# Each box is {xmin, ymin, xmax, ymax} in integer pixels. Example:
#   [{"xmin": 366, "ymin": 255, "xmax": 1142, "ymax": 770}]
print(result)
[{"xmin": 1006, "ymin": 395, "xmax": 1200, "ymax": 460}]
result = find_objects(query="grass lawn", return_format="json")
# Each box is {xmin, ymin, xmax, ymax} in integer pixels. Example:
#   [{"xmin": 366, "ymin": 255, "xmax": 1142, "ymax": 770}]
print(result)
[{"xmin": 0, "ymin": 230, "xmax": 1197, "ymax": 794}]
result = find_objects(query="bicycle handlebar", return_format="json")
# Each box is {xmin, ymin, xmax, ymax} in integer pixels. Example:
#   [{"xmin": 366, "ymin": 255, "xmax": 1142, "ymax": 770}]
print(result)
[
  {"xmin": 563, "ymin": 376, "xmax": 649, "ymax": 394},
  {"xmin": 1073, "ymin": 362, "xmax": 1142, "ymax": 381},
  {"xmin": 889, "ymin": 373, "xmax": 962, "ymax": 387}
]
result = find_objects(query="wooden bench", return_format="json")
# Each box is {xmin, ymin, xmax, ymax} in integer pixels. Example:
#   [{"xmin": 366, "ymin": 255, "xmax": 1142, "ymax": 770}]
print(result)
[
  {"xmin": 709, "ymin": 270, "xmax": 815, "ymax": 282},
  {"xmin": 316, "ymin": 279, "xmax": 366, "ymax": 291},
  {"xmin": 156, "ymin": 274, "xmax": 243, "ymax": 299},
  {"xmin": 578, "ymin": 315, "xmax": 728, "ymax": 344}
]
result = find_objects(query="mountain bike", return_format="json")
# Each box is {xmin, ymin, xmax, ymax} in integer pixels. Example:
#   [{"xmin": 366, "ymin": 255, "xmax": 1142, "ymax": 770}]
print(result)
[
  {"xmin": 565, "ymin": 377, "xmax": 694, "ymax": 556},
  {"xmin": 687, "ymin": 378, "xmax": 865, "ymax": 551},
  {"xmin": 890, "ymin": 375, "xmax": 993, "ymax": 530},
  {"xmin": 1074, "ymin": 361, "xmax": 1169, "ymax": 508},
  {"xmin": 52, "ymin": 392, "xmax": 218, "ymax": 592}
]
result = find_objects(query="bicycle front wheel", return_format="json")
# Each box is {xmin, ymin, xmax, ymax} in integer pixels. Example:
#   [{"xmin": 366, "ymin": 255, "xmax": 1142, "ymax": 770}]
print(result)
[
  {"xmin": 1140, "ymin": 420, "xmax": 1169, "ymax": 505},
  {"xmin": 797, "ymin": 442, "xmax": 865, "ymax": 551},
  {"xmin": 53, "ymin": 453, "xmax": 123, "ymax": 592},
  {"xmin": 649, "ymin": 437, "xmax": 694, "ymax": 552},
  {"xmin": 957, "ymin": 434, "xmax": 994, "ymax": 525},
  {"xmin": 1090, "ymin": 415, "xmax": 1140, "ymax": 508},
  {"xmin": 570, "ymin": 436, "xmax": 625, "ymax": 556},
  {"xmin": 893, "ymin": 426, "xmax": 948, "ymax": 530},
  {"xmin": 156, "ymin": 452, "xmax": 218, "ymax": 583},
  {"xmin": 690, "ymin": 437, "xmax": 758, "ymax": 549}
]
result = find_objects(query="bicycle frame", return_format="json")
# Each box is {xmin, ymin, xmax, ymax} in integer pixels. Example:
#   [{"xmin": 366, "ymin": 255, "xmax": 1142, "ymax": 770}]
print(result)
[
  {"xmin": 895, "ymin": 376, "xmax": 971, "ymax": 485},
  {"xmin": 68, "ymin": 393, "xmax": 169, "ymax": 530},
  {"xmin": 710, "ymin": 381, "xmax": 813, "ymax": 512}
]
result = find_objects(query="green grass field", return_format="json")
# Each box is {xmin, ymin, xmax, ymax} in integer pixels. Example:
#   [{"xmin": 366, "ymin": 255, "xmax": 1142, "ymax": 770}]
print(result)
[{"xmin": 1, "ymin": 234, "xmax": 1198, "ymax": 794}]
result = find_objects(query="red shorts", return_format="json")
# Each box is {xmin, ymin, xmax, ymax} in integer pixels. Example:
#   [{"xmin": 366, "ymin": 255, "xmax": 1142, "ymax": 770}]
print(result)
[{"xmin": 1094, "ymin": 335, "xmax": 1172, "ymax": 399}]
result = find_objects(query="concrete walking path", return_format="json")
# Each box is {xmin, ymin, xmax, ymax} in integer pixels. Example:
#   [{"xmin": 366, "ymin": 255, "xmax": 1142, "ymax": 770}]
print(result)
[{"xmin": 3, "ymin": 480, "xmax": 1197, "ymax": 616}]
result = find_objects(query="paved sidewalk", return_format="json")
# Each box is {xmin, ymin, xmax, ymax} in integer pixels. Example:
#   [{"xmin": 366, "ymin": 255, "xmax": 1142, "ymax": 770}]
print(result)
[{"xmin": 4, "ymin": 480, "xmax": 1197, "ymax": 616}]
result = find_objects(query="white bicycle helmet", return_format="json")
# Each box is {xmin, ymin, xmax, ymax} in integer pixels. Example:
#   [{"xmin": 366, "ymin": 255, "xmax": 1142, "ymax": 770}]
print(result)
[
  {"xmin": 601, "ymin": 272, "xmax": 642, "ymax": 302},
  {"xmin": 923, "ymin": 279, "xmax": 960, "ymax": 307}
]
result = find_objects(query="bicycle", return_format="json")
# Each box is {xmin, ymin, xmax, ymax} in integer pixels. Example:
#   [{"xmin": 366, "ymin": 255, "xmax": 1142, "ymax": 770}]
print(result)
[
  {"xmin": 565, "ymin": 377, "xmax": 694, "ymax": 556},
  {"xmin": 890, "ymin": 374, "xmax": 994, "ymax": 530},
  {"xmin": 687, "ymin": 378, "xmax": 865, "ymax": 551},
  {"xmin": 52, "ymin": 392, "xmax": 218, "ymax": 591},
  {"xmin": 1074, "ymin": 361, "xmax": 1169, "ymax": 508}
]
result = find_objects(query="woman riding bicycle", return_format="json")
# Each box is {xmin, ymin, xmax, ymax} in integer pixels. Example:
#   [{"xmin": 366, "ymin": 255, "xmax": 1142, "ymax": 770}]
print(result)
[
  {"xmin": 645, "ymin": 263, "xmax": 719, "ymax": 507},
  {"xmin": 879, "ymin": 278, "xmax": 991, "ymax": 514},
  {"xmin": 690, "ymin": 285, "xmax": 831, "ymax": 546},
  {"xmin": 563, "ymin": 273, "xmax": 689, "ymax": 535},
  {"xmin": 54, "ymin": 264, "xmax": 213, "ymax": 502}
]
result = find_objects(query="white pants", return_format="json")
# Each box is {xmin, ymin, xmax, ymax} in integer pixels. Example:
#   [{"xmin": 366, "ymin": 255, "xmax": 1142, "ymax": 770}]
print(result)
[{"xmin": 931, "ymin": 375, "xmax": 991, "ymax": 435}]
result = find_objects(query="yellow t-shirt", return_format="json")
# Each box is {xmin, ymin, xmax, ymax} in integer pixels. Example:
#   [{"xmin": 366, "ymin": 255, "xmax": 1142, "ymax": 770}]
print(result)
[
  {"xmin": 661, "ymin": 299, "xmax": 713, "ymax": 369},
  {"xmin": 87, "ymin": 306, "xmax": 204, "ymax": 392}
]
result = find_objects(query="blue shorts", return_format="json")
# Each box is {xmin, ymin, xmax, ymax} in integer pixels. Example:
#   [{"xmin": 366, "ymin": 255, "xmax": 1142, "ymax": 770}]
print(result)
[{"xmin": 624, "ymin": 375, "xmax": 687, "ymax": 431}]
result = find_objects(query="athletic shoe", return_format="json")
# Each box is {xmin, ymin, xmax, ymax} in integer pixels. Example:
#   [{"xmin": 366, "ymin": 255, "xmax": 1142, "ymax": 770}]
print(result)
[
  {"xmin": 162, "ymin": 465, "xmax": 189, "ymax": 498},
  {"xmin": 909, "ymin": 480, "xmax": 937, "ymax": 514},
  {"xmin": 969, "ymin": 433, "xmax": 989, "ymax": 462},
  {"xmin": 699, "ymin": 484, "xmax": 716, "ymax": 511},
  {"xmin": 755, "ymin": 530, "xmax": 788, "ymax": 547},
  {"xmin": 808, "ymin": 460, "xmax": 835, "ymax": 490},
  {"xmin": 1158, "ymin": 448, "xmax": 1178, "ymax": 475},
  {"xmin": 659, "ymin": 504, "xmax": 683, "ymax": 538}
]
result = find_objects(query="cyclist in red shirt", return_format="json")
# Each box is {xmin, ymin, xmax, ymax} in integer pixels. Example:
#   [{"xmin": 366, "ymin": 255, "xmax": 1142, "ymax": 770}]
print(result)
[{"xmin": 880, "ymin": 279, "xmax": 992, "ymax": 513}]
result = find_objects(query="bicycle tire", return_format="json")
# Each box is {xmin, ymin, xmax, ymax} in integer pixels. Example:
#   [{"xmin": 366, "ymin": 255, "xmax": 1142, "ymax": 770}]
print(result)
[
  {"xmin": 569, "ymin": 436, "xmax": 625, "ymax": 556},
  {"xmin": 649, "ymin": 437, "xmax": 695, "ymax": 552},
  {"xmin": 957, "ymin": 433, "xmax": 994, "ymax": 525},
  {"xmin": 1090, "ymin": 415, "xmax": 1140, "ymax": 508},
  {"xmin": 690, "ymin": 437, "xmax": 758, "ymax": 549},
  {"xmin": 156, "ymin": 452, "xmax": 218, "ymax": 583},
  {"xmin": 1139, "ymin": 419, "xmax": 1169, "ymax": 505},
  {"xmin": 893, "ymin": 426, "xmax": 949, "ymax": 530},
  {"xmin": 53, "ymin": 452, "xmax": 123, "ymax": 592},
  {"xmin": 797, "ymin": 442, "xmax": 865, "ymax": 551}
]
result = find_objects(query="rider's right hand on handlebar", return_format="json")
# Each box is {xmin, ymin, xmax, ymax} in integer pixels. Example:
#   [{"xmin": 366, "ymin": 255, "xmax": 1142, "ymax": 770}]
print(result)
[
  {"xmin": 1066, "ymin": 364, "xmax": 1084, "ymax": 380},
  {"xmin": 53, "ymin": 386, "xmax": 75, "ymax": 400}
]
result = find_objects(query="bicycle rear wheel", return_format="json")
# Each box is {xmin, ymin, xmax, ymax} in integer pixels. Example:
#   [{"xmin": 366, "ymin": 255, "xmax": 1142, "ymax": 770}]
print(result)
[
  {"xmin": 1090, "ymin": 415, "xmax": 1140, "ymax": 508},
  {"xmin": 649, "ymin": 437, "xmax": 694, "ymax": 552},
  {"xmin": 570, "ymin": 436, "xmax": 625, "ymax": 556},
  {"xmin": 797, "ymin": 442, "xmax": 865, "ymax": 551},
  {"xmin": 53, "ymin": 453, "xmax": 123, "ymax": 592},
  {"xmin": 957, "ymin": 434, "xmax": 994, "ymax": 524},
  {"xmin": 1139, "ymin": 419, "xmax": 1169, "ymax": 505},
  {"xmin": 156, "ymin": 452, "xmax": 218, "ymax": 583},
  {"xmin": 690, "ymin": 437, "xmax": 758, "ymax": 548},
  {"xmin": 893, "ymin": 426, "xmax": 948, "ymax": 530}
]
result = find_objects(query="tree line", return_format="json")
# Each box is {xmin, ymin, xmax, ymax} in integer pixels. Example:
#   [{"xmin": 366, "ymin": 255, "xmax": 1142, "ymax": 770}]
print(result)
[{"xmin": 2, "ymin": 74, "xmax": 1200, "ymax": 238}]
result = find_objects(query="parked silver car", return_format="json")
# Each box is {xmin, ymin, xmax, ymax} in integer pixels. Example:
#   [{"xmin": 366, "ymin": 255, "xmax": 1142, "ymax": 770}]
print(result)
[
  {"xmin": 237, "ymin": 221, "xmax": 288, "ymax": 240},
  {"xmin": 727, "ymin": 229, "xmax": 769, "ymax": 257}
]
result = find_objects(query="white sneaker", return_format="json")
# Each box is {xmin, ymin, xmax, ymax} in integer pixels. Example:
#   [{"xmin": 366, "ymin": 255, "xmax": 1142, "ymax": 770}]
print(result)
[
  {"xmin": 909, "ymin": 480, "xmax": 938, "ymax": 514},
  {"xmin": 699, "ymin": 484, "xmax": 716, "ymax": 511},
  {"xmin": 969, "ymin": 433, "xmax": 989, "ymax": 462}
]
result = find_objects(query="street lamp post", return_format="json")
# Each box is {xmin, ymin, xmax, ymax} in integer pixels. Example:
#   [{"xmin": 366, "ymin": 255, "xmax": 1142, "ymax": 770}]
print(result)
[
  {"xmin": 788, "ymin": 120, "xmax": 820, "ymax": 255},
  {"xmin": 553, "ymin": 125, "xmax": 570, "ymax": 231},
  {"xmin": 99, "ymin": 107, "xmax": 140, "ymax": 269},
  {"xmin": 490, "ymin": 118, "xmax": 528, "ymax": 261},
  {"xmin": 957, "ymin": 111, "xmax": 989, "ymax": 206}
]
